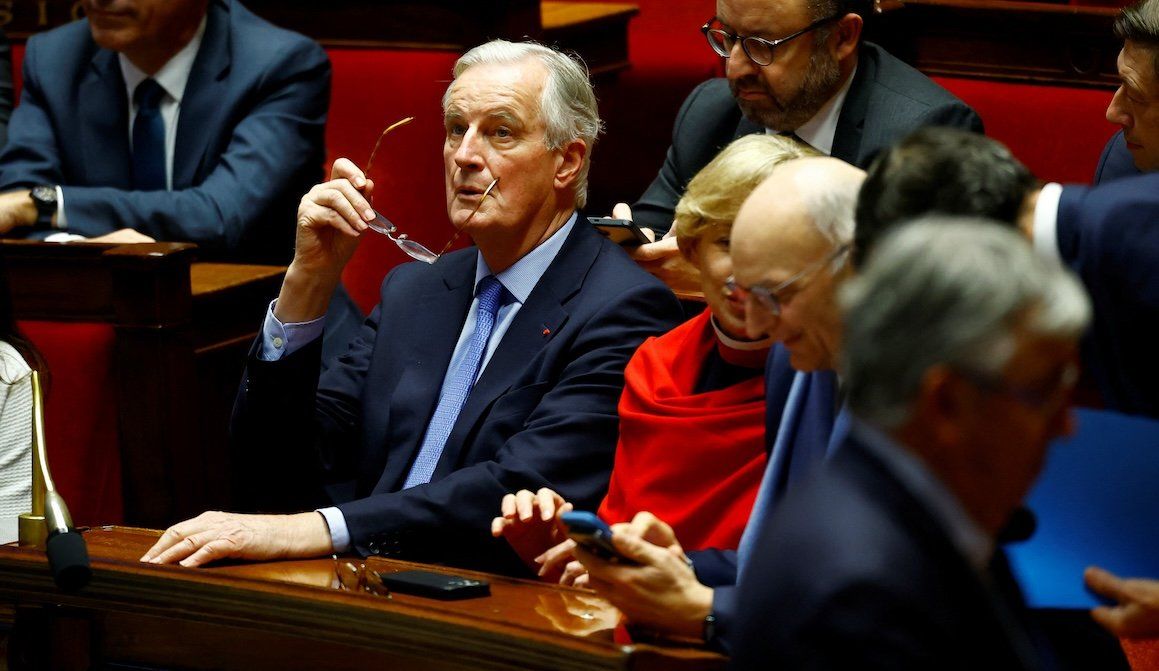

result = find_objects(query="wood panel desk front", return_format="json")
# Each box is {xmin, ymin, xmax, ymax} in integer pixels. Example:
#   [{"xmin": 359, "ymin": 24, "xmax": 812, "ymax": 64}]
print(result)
[{"xmin": 0, "ymin": 527, "xmax": 726, "ymax": 670}]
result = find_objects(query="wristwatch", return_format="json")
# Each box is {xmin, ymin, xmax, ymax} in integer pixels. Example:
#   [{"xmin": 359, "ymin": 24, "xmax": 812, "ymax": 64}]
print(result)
[{"xmin": 30, "ymin": 185, "xmax": 58, "ymax": 230}]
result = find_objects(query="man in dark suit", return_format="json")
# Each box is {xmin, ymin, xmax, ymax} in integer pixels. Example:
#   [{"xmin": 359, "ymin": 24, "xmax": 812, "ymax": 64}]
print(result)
[
  {"xmin": 0, "ymin": 0, "xmax": 328, "ymax": 263},
  {"xmin": 1095, "ymin": 0, "xmax": 1159, "ymax": 185},
  {"xmin": 140, "ymin": 40, "xmax": 682, "ymax": 574},
  {"xmin": 623, "ymin": 0, "xmax": 982, "ymax": 295},
  {"xmin": 725, "ymin": 219, "xmax": 1088, "ymax": 669}
]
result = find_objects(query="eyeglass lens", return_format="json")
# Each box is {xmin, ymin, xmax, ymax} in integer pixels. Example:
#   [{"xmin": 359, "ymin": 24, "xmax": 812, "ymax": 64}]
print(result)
[{"xmin": 705, "ymin": 29, "xmax": 774, "ymax": 65}]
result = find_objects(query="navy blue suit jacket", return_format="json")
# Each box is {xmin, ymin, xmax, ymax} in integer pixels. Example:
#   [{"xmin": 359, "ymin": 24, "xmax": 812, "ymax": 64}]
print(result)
[
  {"xmin": 631, "ymin": 43, "xmax": 983, "ymax": 233},
  {"xmin": 1057, "ymin": 173, "xmax": 1159, "ymax": 418},
  {"xmin": 232, "ymin": 220, "xmax": 683, "ymax": 574},
  {"xmin": 0, "ymin": 0, "xmax": 328, "ymax": 262},
  {"xmin": 727, "ymin": 431, "xmax": 1045, "ymax": 670},
  {"xmin": 1093, "ymin": 130, "xmax": 1142, "ymax": 185}
]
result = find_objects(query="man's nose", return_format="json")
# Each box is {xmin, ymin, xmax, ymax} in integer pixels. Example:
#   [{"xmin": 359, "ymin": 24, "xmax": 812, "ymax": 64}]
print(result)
[
  {"xmin": 744, "ymin": 297, "xmax": 777, "ymax": 340},
  {"xmin": 1106, "ymin": 88, "xmax": 1131, "ymax": 128},
  {"xmin": 726, "ymin": 40, "xmax": 759, "ymax": 79},
  {"xmin": 453, "ymin": 128, "xmax": 485, "ymax": 171}
]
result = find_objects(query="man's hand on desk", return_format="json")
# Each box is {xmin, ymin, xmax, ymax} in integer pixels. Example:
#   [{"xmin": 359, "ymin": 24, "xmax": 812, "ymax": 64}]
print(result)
[
  {"xmin": 140, "ymin": 511, "xmax": 332, "ymax": 568},
  {"xmin": 0, "ymin": 190, "xmax": 37, "ymax": 234},
  {"xmin": 611, "ymin": 203, "xmax": 703, "ymax": 300},
  {"xmin": 276, "ymin": 157, "xmax": 375, "ymax": 323},
  {"xmin": 574, "ymin": 511, "xmax": 713, "ymax": 641}
]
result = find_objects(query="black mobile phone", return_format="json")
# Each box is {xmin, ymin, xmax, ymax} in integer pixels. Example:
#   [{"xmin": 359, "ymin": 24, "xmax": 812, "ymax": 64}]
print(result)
[
  {"xmin": 560, "ymin": 511, "xmax": 637, "ymax": 565},
  {"xmin": 588, "ymin": 216, "xmax": 651, "ymax": 246},
  {"xmin": 375, "ymin": 569, "xmax": 491, "ymax": 600}
]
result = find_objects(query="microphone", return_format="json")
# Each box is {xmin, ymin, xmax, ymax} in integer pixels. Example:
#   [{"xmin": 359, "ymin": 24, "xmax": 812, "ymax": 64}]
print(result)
[{"xmin": 17, "ymin": 370, "xmax": 91, "ymax": 592}]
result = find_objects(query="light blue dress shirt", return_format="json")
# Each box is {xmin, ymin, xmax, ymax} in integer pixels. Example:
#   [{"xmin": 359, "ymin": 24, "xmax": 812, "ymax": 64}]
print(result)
[{"xmin": 259, "ymin": 214, "xmax": 578, "ymax": 551}]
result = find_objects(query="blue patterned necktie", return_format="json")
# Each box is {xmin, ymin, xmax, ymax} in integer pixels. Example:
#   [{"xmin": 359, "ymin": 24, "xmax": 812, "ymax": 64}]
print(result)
[
  {"xmin": 403, "ymin": 275, "xmax": 507, "ymax": 488},
  {"xmin": 132, "ymin": 79, "xmax": 166, "ymax": 190}
]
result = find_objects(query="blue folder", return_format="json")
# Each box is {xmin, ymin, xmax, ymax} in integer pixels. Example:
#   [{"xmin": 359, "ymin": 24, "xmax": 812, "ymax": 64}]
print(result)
[{"xmin": 1007, "ymin": 408, "xmax": 1159, "ymax": 609}]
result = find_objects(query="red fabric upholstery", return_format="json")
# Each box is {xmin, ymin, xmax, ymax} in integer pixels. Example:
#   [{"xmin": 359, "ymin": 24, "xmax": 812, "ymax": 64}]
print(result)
[
  {"xmin": 933, "ymin": 77, "xmax": 1117, "ymax": 184},
  {"xmin": 17, "ymin": 321, "xmax": 123, "ymax": 527},
  {"xmin": 325, "ymin": 48, "xmax": 461, "ymax": 314},
  {"xmin": 1122, "ymin": 639, "xmax": 1159, "ymax": 671}
]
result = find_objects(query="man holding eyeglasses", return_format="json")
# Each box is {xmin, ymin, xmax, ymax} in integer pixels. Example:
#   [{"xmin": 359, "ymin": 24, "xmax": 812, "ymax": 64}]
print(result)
[
  {"xmin": 624, "ymin": 0, "xmax": 982, "ymax": 296},
  {"xmin": 139, "ymin": 40, "xmax": 682, "ymax": 574}
]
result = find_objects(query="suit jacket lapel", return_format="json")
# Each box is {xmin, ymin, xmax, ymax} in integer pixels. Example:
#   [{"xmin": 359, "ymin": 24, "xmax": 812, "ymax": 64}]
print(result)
[
  {"xmin": 174, "ymin": 0, "xmax": 231, "ymax": 189},
  {"xmin": 734, "ymin": 115, "xmax": 764, "ymax": 141},
  {"xmin": 831, "ymin": 45, "xmax": 877, "ymax": 164},
  {"xmin": 79, "ymin": 50, "xmax": 132, "ymax": 188},
  {"xmin": 428, "ymin": 222, "xmax": 598, "ymax": 481},
  {"xmin": 370, "ymin": 253, "xmax": 477, "ymax": 494}
]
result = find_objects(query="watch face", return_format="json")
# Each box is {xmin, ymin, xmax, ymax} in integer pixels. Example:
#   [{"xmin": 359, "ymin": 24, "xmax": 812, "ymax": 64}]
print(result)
[{"xmin": 31, "ymin": 185, "xmax": 56, "ymax": 206}]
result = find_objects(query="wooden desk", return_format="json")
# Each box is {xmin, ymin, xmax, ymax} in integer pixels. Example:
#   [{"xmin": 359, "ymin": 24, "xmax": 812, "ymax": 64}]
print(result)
[
  {"xmin": 0, "ymin": 527, "xmax": 725, "ymax": 670},
  {"xmin": 2, "ymin": 241, "xmax": 285, "ymax": 528}
]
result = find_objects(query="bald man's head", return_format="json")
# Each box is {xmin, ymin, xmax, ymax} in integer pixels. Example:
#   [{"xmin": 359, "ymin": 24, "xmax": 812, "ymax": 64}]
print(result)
[{"xmin": 730, "ymin": 157, "xmax": 865, "ymax": 371}]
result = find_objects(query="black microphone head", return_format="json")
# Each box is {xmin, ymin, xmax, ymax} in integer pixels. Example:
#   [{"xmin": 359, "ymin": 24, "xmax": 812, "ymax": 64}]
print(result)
[
  {"xmin": 46, "ymin": 530, "xmax": 91, "ymax": 592},
  {"xmin": 998, "ymin": 506, "xmax": 1038, "ymax": 544}
]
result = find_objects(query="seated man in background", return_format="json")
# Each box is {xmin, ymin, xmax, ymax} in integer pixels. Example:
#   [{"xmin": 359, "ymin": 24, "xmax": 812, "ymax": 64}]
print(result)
[
  {"xmin": 1096, "ymin": 0, "xmax": 1159, "ymax": 184},
  {"xmin": 492, "ymin": 134, "xmax": 815, "ymax": 577},
  {"xmin": 722, "ymin": 219, "xmax": 1088, "ymax": 669},
  {"xmin": 622, "ymin": 0, "xmax": 981, "ymax": 295},
  {"xmin": 858, "ymin": 126, "xmax": 1159, "ymax": 418},
  {"xmin": 0, "ymin": 0, "xmax": 329, "ymax": 263},
  {"xmin": 140, "ymin": 40, "xmax": 682, "ymax": 574}
]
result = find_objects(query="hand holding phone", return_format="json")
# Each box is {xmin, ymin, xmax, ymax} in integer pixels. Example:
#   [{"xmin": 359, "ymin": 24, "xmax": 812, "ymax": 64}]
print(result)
[
  {"xmin": 588, "ymin": 216, "xmax": 652, "ymax": 246},
  {"xmin": 560, "ymin": 511, "xmax": 637, "ymax": 565}
]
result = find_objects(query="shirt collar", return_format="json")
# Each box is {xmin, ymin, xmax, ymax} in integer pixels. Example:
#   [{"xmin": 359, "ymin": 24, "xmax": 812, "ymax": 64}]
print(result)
[
  {"xmin": 771, "ymin": 64, "xmax": 857, "ymax": 156},
  {"xmin": 473, "ymin": 212, "xmax": 578, "ymax": 303},
  {"xmin": 849, "ymin": 417, "xmax": 995, "ymax": 572},
  {"xmin": 118, "ymin": 15, "xmax": 207, "ymax": 105},
  {"xmin": 711, "ymin": 315, "xmax": 772, "ymax": 351}
]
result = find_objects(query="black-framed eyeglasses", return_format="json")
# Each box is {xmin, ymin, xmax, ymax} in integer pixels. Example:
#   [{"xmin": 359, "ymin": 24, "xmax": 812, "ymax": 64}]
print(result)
[
  {"xmin": 701, "ymin": 14, "xmax": 841, "ymax": 67},
  {"xmin": 724, "ymin": 243, "xmax": 850, "ymax": 317},
  {"xmin": 334, "ymin": 556, "xmax": 392, "ymax": 597},
  {"xmin": 362, "ymin": 116, "xmax": 498, "ymax": 264},
  {"xmin": 955, "ymin": 362, "xmax": 1080, "ymax": 410}
]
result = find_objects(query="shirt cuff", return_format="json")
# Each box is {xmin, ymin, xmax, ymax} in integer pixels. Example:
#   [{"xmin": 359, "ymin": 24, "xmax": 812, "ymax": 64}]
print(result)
[
  {"xmin": 55, "ymin": 185, "xmax": 67, "ymax": 230},
  {"xmin": 1032, "ymin": 182, "xmax": 1063, "ymax": 265},
  {"xmin": 259, "ymin": 299, "xmax": 326, "ymax": 361},
  {"xmin": 43, "ymin": 232, "xmax": 87, "ymax": 242},
  {"xmin": 316, "ymin": 506, "xmax": 350, "ymax": 553}
]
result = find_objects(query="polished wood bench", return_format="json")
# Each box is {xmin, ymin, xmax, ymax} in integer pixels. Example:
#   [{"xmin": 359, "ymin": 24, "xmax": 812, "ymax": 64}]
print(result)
[{"xmin": 0, "ymin": 527, "xmax": 726, "ymax": 670}]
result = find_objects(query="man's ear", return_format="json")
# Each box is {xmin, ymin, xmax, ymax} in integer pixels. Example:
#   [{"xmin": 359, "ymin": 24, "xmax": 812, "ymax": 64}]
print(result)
[
  {"xmin": 914, "ymin": 365, "xmax": 972, "ymax": 449},
  {"xmin": 554, "ymin": 139, "xmax": 588, "ymax": 191},
  {"xmin": 831, "ymin": 13, "xmax": 862, "ymax": 62}
]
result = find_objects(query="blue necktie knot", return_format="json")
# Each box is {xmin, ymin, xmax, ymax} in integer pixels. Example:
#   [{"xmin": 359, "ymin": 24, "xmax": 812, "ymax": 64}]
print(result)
[{"xmin": 134, "ymin": 78, "xmax": 165, "ymax": 111}]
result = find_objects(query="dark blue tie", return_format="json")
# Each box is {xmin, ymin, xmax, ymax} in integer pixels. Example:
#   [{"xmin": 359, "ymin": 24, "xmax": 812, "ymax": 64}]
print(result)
[
  {"xmin": 132, "ymin": 79, "xmax": 166, "ymax": 190},
  {"xmin": 403, "ymin": 276, "xmax": 507, "ymax": 488}
]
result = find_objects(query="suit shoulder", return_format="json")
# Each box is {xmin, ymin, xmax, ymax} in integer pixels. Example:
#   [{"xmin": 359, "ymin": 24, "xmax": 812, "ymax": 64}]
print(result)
[
  {"xmin": 23, "ymin": 20, "xmax": 98, "ymax": 72},
  {"xmin": 677, "ymin": 78, "xmax": 743, "ymax": 132},
  {"xmin": 861, "ymin": 43, "xmax": 970, "ymax": 113}
]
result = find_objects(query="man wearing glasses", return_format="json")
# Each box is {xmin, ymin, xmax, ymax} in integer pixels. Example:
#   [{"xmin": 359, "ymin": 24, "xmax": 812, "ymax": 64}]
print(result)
[
  {"xmin": 139, "ymin": 40, "xmax": 682, "ymax": 574},
  {"xmin": 625, "ymin": 0, "xmax": 982, "ymax": 295}
]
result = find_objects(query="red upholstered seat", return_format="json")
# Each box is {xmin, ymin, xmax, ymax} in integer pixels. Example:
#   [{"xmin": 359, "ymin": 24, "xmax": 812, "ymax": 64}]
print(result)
[
  {"xmin": 933, "ymin": 76, "xmax": 1117, "ymax": 184},
  {"xmin": 17, "ymin": 321, "xmax": 123, "ymax": 527}
]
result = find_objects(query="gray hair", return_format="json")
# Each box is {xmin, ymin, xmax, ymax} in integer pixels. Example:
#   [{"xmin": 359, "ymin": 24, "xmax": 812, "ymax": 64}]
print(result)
[
  {"xmin": 840, "ymin": 217, "xmax": 1091, "ymax": 429},
  {"xmin": 446, "ymin": 40, "xmax": 603, "ymax": 208},
  {"xmin": 792, "ymin": 161, "xmax": 858, "ymax": 247},
  {"xmin": 1116, "ymin": 0, "xmax": 1159, "ymax": 75}
]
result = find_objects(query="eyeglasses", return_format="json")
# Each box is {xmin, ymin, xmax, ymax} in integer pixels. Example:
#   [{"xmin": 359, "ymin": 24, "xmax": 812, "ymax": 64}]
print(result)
[
  {"xmin": 334, "ymin": 556, "xmax": 392, "ymax": 597},
  {"xmin": 956, "ymin": 362, "xmax": 1080, "ymax": 410},
  {"xmin": 362, "ymin": 116, "xmax": 499, "ymax": 264},
  {"xmin": 725, "ymin": 243, "xmax": 850, "ymax": 316},
  {"xmin": 701, "ymin": 14, "xmax": 841, "ymax": 67}
]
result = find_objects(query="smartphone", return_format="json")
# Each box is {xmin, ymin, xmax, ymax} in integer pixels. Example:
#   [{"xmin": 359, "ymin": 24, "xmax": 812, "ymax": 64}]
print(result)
[
  {"xmin": 560, "ymin": 510, "xmax": 637, "ymax": 564},
  {"xmin": 375, "ymin": 569, "xmax": 490, "ymax": 600},
  {"xmin": 588, "ymin": 216, "xmax": 651, "ymax": 246}
]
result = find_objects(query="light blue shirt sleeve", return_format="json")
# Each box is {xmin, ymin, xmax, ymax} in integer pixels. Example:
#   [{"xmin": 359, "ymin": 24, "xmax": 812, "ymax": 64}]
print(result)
[
  {"xmin": 317, "ymin": 506, "xmax": 351, "ymax": 552},
  {"xmin": 258, "ymin": 299, "xmax": 327, "ymax": 361}
]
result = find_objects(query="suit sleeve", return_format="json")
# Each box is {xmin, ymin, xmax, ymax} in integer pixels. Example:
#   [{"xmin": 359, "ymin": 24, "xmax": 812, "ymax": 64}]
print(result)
[
  {"xmin": 0, "ymin": 30, "xmax": 14, "ymax": 149},
  {"xmin": 337, "ymin": 277, "xmax": 682, "ymax": 573},
  {"xmin": 6, "ymin": 35, "xmax": 329, "ymax": 254}
]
